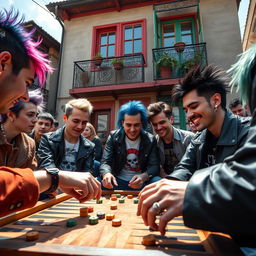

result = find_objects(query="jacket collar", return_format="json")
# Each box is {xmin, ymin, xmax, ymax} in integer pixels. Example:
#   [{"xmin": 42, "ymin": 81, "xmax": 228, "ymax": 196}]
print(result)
[
  {"xmin": 194, "ymin": 111, "xmax": 240, "ymax": 146},
  {"xmin": 50, "ymin": 125, "xmax": 92, "ymax": 147},
  {"xmin": 156, "ymin": 126, "xmax": 180, "ymax": 144}
]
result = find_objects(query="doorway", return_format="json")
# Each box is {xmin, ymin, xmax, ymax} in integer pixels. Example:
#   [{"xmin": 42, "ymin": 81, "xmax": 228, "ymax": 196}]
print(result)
[{"xmin": 91, "ymin": 110, "xmax": 111, "ymax": 145}]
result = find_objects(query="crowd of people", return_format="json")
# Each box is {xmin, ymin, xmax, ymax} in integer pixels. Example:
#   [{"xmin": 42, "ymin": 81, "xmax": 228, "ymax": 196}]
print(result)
[{"xmin": 0, "ymin": 8, "xmax": 256, "ymax": 255}]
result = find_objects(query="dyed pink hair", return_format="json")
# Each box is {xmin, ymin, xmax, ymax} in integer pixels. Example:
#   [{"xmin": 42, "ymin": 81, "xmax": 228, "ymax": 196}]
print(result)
[
  {"xmin": 25, "ymin": 37, "xmax": 53, "ymax": 85},
  {"xmin": 0, "ymin": 9, "xmax": 53, "ymax": 85}
]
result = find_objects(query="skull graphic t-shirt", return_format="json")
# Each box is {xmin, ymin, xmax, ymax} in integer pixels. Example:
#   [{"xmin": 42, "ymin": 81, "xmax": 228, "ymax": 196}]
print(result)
[
  {"xmin": 59, "ymin": 140, "xmax": 80, "ymax": 171},
  {"xmin": 117, "ymin": 136, "xmax": 142, "ymax": 181}
]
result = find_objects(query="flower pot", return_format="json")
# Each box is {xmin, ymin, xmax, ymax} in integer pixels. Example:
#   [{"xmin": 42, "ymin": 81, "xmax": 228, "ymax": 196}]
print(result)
[
  {"xmin": 94, "ymin": 56, "xmax": 103, "ymax": 66},
  {"xmin": 159, "ymin": 66, "xmax": 172, "ymax": 78},
  {"xmin": 174, "ymin": 42, "xmax": 186, "ymax": 53},
  {"xmin": 113, "ymin": 63, "xmax": 123, "ymax": 70}
]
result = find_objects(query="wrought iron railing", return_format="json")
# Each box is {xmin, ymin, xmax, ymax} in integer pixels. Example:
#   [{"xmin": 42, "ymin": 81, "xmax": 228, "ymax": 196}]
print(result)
[
  {"xmin": 72, "ymin": 54, "xmax": 145, "ymax": 88},
  {"xmin": 152, "ymin": 43, "xmax": 207, "ymax": 80}
]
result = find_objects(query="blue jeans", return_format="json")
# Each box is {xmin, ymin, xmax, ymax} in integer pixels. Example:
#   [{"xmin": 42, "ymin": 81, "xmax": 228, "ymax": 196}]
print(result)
[
  {"xmin": 98, "ymin": 175, "xmax": 162, "ymax": 191},
  {"xmin": 91, "ymin": 160, "xmax": 101, "ymax": 178}
]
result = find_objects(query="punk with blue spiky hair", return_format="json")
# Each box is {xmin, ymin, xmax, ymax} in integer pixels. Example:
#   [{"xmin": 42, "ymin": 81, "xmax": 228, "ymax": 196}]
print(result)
[
  {"xmin": 100, "ymin": 100, "xmax": 161, "ymax": 191},
  {"xmin": 117, "ymin": 101, "xmax": 148, "ymax": 130}
]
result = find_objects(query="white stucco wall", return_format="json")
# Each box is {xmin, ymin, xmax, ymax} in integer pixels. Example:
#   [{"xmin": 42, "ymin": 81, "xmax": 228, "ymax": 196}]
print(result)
[
  {"xmin": 55, "ymin": 0, "xmax": 242, "ymax": 118},
  {"xmin": 200, "ymin": 0, "xmax": 242, "ymax": 69}
]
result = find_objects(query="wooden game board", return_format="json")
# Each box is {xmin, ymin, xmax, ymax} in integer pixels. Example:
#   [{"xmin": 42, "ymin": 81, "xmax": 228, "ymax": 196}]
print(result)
[{"xmin": 0, "ymin": 191, "xmax": 242, "ymax": 256}]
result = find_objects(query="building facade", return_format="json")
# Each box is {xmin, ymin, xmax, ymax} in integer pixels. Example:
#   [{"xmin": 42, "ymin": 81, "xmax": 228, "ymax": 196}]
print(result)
[
  {"xmin": 47, "ymin": 0, "xmax": 242, "ymax": 143},
  {"xmin": 24, "ymin": 21, "xmax": 60, "ymax": 114},
  {"xmin": 243, "ymin": 0, "xmax": 256, "ymax": 51}
]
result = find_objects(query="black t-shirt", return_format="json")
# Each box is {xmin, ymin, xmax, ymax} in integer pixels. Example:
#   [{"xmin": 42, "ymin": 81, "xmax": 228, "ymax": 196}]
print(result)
[
  {"xmin": 201, "ymin": 131, "xmax": 218, "ymax": 168},
  {"xmin": 163, "ymin": 142, "xmax": 179, "ymax": 174}
]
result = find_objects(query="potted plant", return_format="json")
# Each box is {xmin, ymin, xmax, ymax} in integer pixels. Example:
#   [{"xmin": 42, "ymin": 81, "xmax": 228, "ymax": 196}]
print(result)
[
  {"xmin": 111, "ymin": 58, "xmax": 124, "ymax": 70},
  {"xmin": 174, "ymin": 42, "xmax": 186, "ymax": 53},
  {"xmin": 180, "ymin": 52, "xmax": 205, "ymax": 74},
  {"xmin": 93, "ymin": 52, "xmax": 103, "ymax": 66},
  {"xmin": 156, "ymin": 52, "xmax": 178, "ymax": 78}
]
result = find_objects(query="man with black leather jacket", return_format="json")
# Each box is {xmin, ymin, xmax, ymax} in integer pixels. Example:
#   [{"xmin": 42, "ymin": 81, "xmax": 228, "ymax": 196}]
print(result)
[
  {"xmin": 169, "ymin": 65, "xmax": 250, "ymax": 181},
  {"xmin": 137, "ymin": 45, "xmax": 256, "ymax": 254},
  {"xmin": 99, "ymin": 101, "xmax": 160, "ymax": 190},
  {"xmin": 37, "ymin": 98, "xmax": 95, "ymax": 174}
]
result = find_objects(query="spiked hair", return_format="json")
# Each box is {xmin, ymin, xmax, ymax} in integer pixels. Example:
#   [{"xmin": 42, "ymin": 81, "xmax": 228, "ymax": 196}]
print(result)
[
  {"xmin": 228, "ymin": 44, "xmax": 256, "ymax": 113},
  {"xmin": 117, "ymin": 101, "xmax": 148, "ymax": 130},
  {"xmin": 0, "ymin": 8, "xmax": 52, "ymax": 85},
  {"xmin": 172, "ymin": 65, "xmax": 228, "ymax": 109}
]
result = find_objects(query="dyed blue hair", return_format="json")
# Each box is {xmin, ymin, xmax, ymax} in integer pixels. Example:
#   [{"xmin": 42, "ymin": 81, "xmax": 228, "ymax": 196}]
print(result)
[
  {"xmin": 117, "ymin": 101, "xmax": 148, "ymax": 130},
  {"xmin": 1, "ymin": 89, "xmax": 44, "ymax": 123}
]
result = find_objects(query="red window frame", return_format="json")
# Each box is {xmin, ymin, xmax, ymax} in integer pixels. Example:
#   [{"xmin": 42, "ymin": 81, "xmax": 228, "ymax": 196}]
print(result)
[
  {"xmin": 122, "ymin": 23, "xmax": 143, "ymax": 55},
  {"xmin": 92, "ymin": 19, "xmax": 147, "ymax": 65},
  {"xmin": 96, "ymin": 27, "xmax": 117, "ymax": 58}
]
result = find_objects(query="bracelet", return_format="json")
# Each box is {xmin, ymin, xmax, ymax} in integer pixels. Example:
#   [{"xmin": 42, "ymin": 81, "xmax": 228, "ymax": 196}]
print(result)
[{"xmin": 44, "ymin": 168, "xmax": 59, "ymax": 193}]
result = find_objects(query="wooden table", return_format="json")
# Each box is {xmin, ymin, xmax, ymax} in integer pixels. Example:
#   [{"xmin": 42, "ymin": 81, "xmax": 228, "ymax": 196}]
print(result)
[{"xmin": 0, "ymin": 191, "xmax": 242, "ymax": 256}]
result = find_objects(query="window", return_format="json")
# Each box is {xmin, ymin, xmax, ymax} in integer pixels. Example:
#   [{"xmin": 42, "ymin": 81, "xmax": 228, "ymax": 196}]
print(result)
[
  {"xmin": 124, "ymin": 24, "xmax": 142, "ymax": 55},
  {"xmin": 162, "ymin": 23, "xmax": 175, "ymax": 47},
  {"xmin": 99, "ymin": 32, "xmax": 116, "ymax": 58},
  {"xmin": 161, "ymin": 18, "xmax": 195, "ymax": 47},
  {"xmin": 92, "ymin": 19, "xmax": 146, "ymax": 63},
  {"xmin": 180, "ymin": 21, "xmax": 193, "ymax": 45}
]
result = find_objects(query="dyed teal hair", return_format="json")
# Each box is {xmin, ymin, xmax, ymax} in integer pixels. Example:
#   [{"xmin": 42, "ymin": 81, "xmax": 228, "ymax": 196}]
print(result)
[{"xmin": 228, "ymin": 44, "xmax": 256, "ymax": 104}]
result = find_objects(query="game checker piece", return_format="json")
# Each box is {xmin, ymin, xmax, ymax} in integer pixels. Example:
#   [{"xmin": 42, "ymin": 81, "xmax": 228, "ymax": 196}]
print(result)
[
  {"xmin": 80, "ymin": 207, "xmax": 88, "ymax": 217},
  {"xmin": 142, "ymin": 234, "xmax": 156, "ymax": 246},
  {"xmin": 26, "ymin": 231, "xmax": 39, "ymax": 241},
  {"xmin": 106, "ymin": 213, "xmax": 115, "ymax": 220},
  {"xmin": 89, "ymin": 216, "xmax": 99, "ymax": 225},
  {"xmin": 112, "ymin": 219, "xmax": 122, "ymax": 227},
  {"xmin": 66, "ymin": 219, "xmax": 77, "ymax": 227}
]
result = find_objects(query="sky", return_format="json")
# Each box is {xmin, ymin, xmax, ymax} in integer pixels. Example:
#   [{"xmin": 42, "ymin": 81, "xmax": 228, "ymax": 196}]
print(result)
[
  {"xmin": 0, "ymin": 0, "xmax": 62, "ymax": 41},
  {"xmin": 0, "ymin": 0, "xmax": 251, "ymax": 42}
]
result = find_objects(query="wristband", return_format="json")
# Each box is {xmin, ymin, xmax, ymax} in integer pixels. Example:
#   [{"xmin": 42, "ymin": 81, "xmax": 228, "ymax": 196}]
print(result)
[{"xmin": 44, "ymin": 168, "xmax": 59, "ymax": 193}]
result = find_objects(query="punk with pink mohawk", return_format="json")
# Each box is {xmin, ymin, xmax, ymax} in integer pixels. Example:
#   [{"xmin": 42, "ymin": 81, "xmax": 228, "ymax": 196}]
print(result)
[{"xmin": 0, "ymin": 8, "xmax": 53, "ymax": 85}]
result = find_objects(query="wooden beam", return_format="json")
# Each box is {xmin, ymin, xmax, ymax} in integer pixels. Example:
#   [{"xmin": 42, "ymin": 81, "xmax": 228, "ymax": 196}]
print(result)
[{"xmin": 115, "ymin": 0, "xmax": 121, "ymax": 11}]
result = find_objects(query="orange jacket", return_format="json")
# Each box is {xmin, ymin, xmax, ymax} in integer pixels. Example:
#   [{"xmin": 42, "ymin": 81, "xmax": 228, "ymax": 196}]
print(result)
[{"xmin": 0, "ymin": 166, "xmax": 39, "ymax": 217}]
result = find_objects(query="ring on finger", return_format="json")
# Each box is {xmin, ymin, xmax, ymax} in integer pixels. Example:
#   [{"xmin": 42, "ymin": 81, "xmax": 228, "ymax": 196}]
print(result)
[{"xmin": 152, "ymin": 202, "xmax": 162, "ymax": 215}]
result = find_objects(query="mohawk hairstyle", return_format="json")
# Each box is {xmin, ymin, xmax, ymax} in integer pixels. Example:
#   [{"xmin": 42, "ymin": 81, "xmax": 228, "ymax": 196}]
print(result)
[
  {"xmin": 228, "ymin": 44, "xmax": 256, "ymax": 108},
  {"xmin": 171, "ymin": 65, "xmax": 228, "ymax": 109},
  {"xmin": 0, "ymin": 8, "xmax": 52, "ymax": 85},
  {"xmin": 117, "ymin": 101, "xmax": 148, "ymax": 130}
]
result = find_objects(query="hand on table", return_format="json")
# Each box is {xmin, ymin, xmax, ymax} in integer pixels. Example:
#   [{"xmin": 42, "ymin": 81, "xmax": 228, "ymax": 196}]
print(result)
[
  {"xmin": 137, "ymin": 179, "xmax": 188, "ymax": 235},
  {"xmin": 59, "ymin": 171, "xmax": 102, "ymax": 203},
  {"xmin": 102, "ymin": 173, "xmax": 118, "ymax": 189},
  {"xmin": 129, "ymin": 173, "xmax": 148, "ymax": 189}
]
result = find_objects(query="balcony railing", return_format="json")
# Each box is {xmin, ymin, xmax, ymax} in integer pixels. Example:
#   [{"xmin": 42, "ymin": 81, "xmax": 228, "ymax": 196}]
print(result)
[
  {"xmin": 72, "ymin": 54, "xmax": 145, "ymax": 89},
  {"xmin": 152, "ymin": 43, "xmax": 207, "ymax": 80}
]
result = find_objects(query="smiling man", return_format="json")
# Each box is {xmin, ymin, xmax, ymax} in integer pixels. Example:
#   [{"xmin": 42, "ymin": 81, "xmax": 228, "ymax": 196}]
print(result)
[
  {"xmin": 167, "ymin": 65, "xmax": 250, "ymax": 181},
  {"xmin": 147, "ymin": 102, "xmax": 194, "ymax": 177},
  {"xmin": 100, "ymin": 101, "xmax": 160, "ymax": 190},
  {"xmin": 37, "ymin": 98, "xmax": 95, "ymax": 174}
]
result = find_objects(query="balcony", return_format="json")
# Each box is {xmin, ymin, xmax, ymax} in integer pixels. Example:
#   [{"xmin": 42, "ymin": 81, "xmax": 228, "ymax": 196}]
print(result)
[
  {"xmin": 72, "ymin": 54, "xmax": 145, "ymax": 89},
  {"xmin": 152, "ymin": 43, "xmax": 207, "ymax": 80}
]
